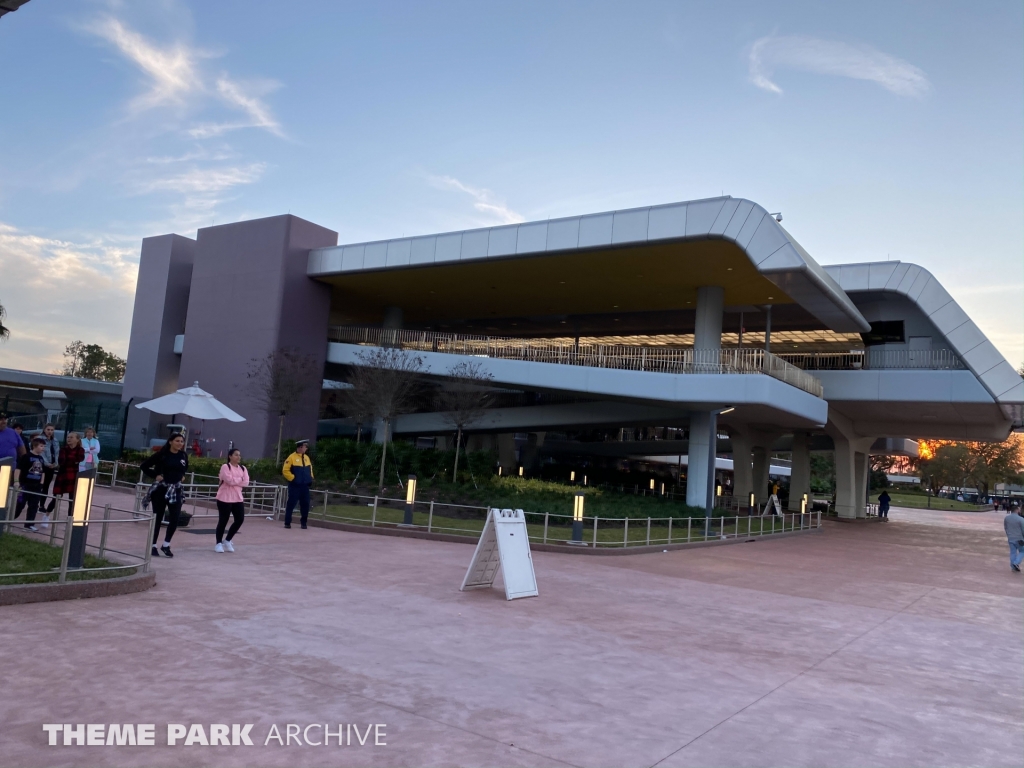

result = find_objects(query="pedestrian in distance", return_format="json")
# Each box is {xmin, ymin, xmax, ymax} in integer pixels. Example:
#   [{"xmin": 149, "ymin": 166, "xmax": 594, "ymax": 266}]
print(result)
[
  {"xmin": 38, "ymin": 423, "xmax": 60, "ymax": 525},
  {"xmin": 215, "ymin": 448, "xmax": 249, "ymax": 553},
  {"xmin": 13, "ymin": 422, "xmax": 28, "ymax": 451},
  {"xmin": 13, "ymin": 437, "xmax": 47, "ymax": 531},
  {"xmin": 878, "ymin": 490, "xmax": 891, "ymax": 521},
  {"xmin": 80, "ymin": 426, "xmax": 100, "ymax": 475},
  {"xmin": 1003, "ymin": 506, "xmax": 1024, "ymax": 573},
  {"xmin": 282, "ymin": 439, "xmax": 313, "ymax": 529},
  {"xmin": 140, "ymin": 432, "xmax": 189, "ymax": 558},
  {"xmin": 0, "ymin": 411, "xmax": 25, "ymax": 463},
  {"xmin": 52, "ymin": 432, "xmax": 84, "ymax": 513}
]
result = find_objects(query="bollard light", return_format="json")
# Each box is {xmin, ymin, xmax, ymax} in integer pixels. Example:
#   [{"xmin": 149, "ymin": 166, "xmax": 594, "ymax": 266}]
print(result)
[
  {"xmin": 570, "ymin": 471, "xmax": 575, "ymax": 482},
  {"xmin": 570, "ymin": 492, "xmax": 585, "ymax": 544},
  {"xmin": 583, "ymin": 475, "xmax": 587, "ymax": 486},
  {"xmin": 749, "ymin": 491, "xmax": 756, "ymax": 509},
  {"xmin": 660, "ymin": 482, "xmax": 665, "ymax": 497},
  {"xmin": 801, "ymin": 493, "xmax": 807, "ymax": 514},
  {"xmin": 519, "ymin": 466, "xmax": 524, "ymax": 477},
  {"xmin": 649, "ymin": 478, "xmax": 655, "ymax": 491},
  {"xmin": 402, "ymin": 474, "xmax": 417, "ymax": 526},
  {"xmin": 68, "ymin": 473, "xmax": 96, "ymax": 569},
  {"xmin": 0, "ymin": 463, "xmax": 11, "ymax": 539},
  {"xmin": 498, "ymin": 466, "xmax": 502, "ymax": 476}
]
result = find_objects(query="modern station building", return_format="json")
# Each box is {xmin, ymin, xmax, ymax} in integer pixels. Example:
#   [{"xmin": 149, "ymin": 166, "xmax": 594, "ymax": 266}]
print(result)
[{"xmin": 121, "ymin": 196, "xmax": 1023, "ymax": 518}]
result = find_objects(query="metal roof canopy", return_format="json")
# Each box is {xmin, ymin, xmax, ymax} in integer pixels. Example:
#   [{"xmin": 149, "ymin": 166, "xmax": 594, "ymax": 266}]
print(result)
[{"xmin": 310, "ymin": 197, "xmax": 870, "ymax": 334}]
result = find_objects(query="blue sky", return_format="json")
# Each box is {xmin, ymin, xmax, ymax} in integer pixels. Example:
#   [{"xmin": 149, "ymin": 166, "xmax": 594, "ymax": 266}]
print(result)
[{"xmin": 0, "ymin": 0, "xmax": 1021, "ymax": 373}]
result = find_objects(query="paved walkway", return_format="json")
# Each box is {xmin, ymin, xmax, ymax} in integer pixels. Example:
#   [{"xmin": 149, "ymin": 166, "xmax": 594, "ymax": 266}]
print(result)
[{"xmin": 1, "ymin": 487, "xmax": 1021, "ymax": 767}]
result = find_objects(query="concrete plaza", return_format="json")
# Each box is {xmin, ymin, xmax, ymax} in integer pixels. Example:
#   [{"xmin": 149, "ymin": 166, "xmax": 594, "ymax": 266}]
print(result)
[{"xmin": 1, "ymin": 488, "xmax": 1021, "ymax": 767}]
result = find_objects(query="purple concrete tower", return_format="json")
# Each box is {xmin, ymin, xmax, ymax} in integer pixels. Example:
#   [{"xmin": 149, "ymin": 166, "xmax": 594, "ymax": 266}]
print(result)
[{"xmin": 175, "ymin": 215, "xmax": 338, "ymax": 458}]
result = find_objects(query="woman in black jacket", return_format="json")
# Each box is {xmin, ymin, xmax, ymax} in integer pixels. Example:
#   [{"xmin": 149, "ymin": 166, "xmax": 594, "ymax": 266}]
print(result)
[{"xmin": 140, "ymin": 433, "xmax": 189, "ymax": 558}]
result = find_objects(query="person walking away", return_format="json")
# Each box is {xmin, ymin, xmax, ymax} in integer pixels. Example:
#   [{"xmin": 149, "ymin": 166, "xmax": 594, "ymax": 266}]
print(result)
[
  {"xmin": 215, "ymin": 448, "xmax": 249, "ymax": 553},
  {"xmin": 37, "ymin": 423, "xmax": 60, "ymax": 527},
  {"xmin": 13, "ymin": 423, "xmax": 29, "ymax": 451},
  {"xmin": 282, "ymin": 439, "xmax": 313, "ymax": 529},
  {"xmin": 0, "ymin": 412, "xmax": 26, "ymax": 465},
  {"xmin": 52, "ymin": 432, "xmax": 84, "ymax": 513},
  {"xmin": 1003, "ymin": 506, "xmax": 1024, "ymax": 572},
  {"xmin": 140, "ymin": 432, "xmax": 189, "ymax": 558},
  {"xmin": 13, "ymin": 437, "xmax": 47, "ymax": 531},
  {"xmin": 878, "ymin": 490, "xmax": 891, "ymax": 521},
  {"xmin": 80, "ymin": 426, "xmax": 101, "ymax": 475}
]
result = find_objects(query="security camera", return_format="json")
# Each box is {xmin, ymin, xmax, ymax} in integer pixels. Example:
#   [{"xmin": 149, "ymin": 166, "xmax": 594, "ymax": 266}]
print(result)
[{"xmin": 775, "ymin": 214, "xmax": 783, "ymax": 223}]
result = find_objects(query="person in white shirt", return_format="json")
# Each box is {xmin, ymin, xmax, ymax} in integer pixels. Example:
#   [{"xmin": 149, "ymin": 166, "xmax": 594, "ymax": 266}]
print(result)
[{"xmin": 79, "ymin": 426, "xmax": 100, "ymax": 475}]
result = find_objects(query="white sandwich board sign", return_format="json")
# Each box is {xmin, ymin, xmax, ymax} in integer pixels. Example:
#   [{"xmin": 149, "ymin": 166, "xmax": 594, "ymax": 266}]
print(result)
[{"xmin": 460, "ymin": 508, "xmax": 539, "ymax": 600}]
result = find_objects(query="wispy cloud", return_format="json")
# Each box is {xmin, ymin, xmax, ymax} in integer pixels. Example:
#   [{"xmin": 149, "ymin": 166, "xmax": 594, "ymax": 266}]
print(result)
[
  {"xmin": 749, "ymin": 35, "xmax": 930, "ymax": 97},
  {"xmin": 138, "ymin": 163, "xmax": 266, "ymax": 194},
  {"xmin": 0, "ymin": 223, "xmax": 138, "ymax": 372},
  {"xmin": 87, "ymin": 17, "xmax": 202, "ymax": 111},
  {"xmin": 214, "ymin": 76, "xmax": 284, "ymax": 136},
  {"xmin": 428, "ymin": 175, "xmax": 525, "ymax": 225}
]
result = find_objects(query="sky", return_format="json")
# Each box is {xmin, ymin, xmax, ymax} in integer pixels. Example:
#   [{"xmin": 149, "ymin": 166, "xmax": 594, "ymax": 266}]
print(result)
[{"xmin": 0, "ymin": 0, "xmax": 1021, "ymax": 374}]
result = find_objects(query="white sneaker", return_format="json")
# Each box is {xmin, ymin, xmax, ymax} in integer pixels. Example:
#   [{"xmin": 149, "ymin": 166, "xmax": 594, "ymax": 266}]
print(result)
[
  {"xmin": 224, "ymin": 540, "xmax": 235, "ymax": 552},
  {"xmin": 215, "ymin": 542, "xmax": 225, "ymax": 553},
  {"xmin": 40, "ymin": 514, "xmax": 50, "ymax": 530},
  {"xmin": 27, "ymin": 525, "xmax": 38, "ymax": 532}
]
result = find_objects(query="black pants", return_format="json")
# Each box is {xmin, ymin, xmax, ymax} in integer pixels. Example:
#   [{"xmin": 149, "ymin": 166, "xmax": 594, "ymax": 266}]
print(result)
[
  {"xmin": 285, "ymin": 484, "xmax": 310, "ymax": 526},
  {"xmin": 17, "ymin": 483, "xmax": 42, "ymax": 528},
  {"xmin": 151, "ymin": 488, "xmax": 182, "ymax": 545},
  {"xmin": 216, "ymin": 501, "xmax": 245, "ymax": 543}
]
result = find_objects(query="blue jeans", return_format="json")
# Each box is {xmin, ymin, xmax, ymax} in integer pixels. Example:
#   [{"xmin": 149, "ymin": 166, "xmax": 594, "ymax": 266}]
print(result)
[{"xmin": 1009, "ymin": 541, "xmax": 1024, "ymax": 570}]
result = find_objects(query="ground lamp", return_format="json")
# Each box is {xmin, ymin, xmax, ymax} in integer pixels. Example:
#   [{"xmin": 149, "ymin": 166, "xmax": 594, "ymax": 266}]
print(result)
[
  {"xmin": 570, "ymin": 471, "xmax": 575, "ymax": 483},
  {"xmin": 68, "ymin": 473, "xmax": 96, "ymax": 569},
  {"xmin": 748, "ymin": 492, "xmax": 756, "ymax": 511},
  {"xmin": 497, "ymin": 466, "xmax": 502, "ymax": 476},
  {"xmin": 649, "ymin": 478, "xmax": 655, "ymax": 491},
  {"xmin": 660, "ymin": 482, "xmax": 665, "ymax": 497},
  {"xmin": 583, "ymin": 475, "xmax": 587, "ymax": 486},
  {"xmin": 519, "ymin": 466, "xmax": 524, "ymax": 477},
  {"xmin": 570, "ymin": 492, "xmax": 585, "ymax": 545},
  {"xmin": 801, "ymin": 493, "xmax": 808, "ymax": 514},
  {"xmin": 402, "ymin": 474, "xmax": 417, "ymax": 526},
  {"xmin": 0, "ymin": 460, "xmax": 11, "ymax": 539}
]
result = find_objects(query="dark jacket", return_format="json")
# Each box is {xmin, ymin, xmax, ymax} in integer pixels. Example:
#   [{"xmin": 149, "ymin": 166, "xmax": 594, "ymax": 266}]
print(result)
[{"xmin": 140, "ymin": 449, "xmax": 189, "ymax": 485}]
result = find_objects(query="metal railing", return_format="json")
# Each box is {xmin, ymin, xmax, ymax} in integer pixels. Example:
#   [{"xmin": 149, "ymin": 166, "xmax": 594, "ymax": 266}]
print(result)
[
  {"xmin": 0, "ymin": 488, "xmax": 155, "ymax": 584},
  {"xmin": 328, "ymin": 326, "xmax": 824, "ymax": 398},
  {"xmin": 273, "ymin": 487, "xmax": 821, "ymax": 548},
  {"xmin": 777, "ymin": 348, "xmax": 963, "ymax": 371}
]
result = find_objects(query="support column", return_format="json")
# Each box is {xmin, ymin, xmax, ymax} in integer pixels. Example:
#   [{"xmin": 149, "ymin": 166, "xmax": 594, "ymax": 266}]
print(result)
[
  {"xmin": 694, "ymin": 286, "xmax": 725, "ymax": 350},
  {"xmin": 731, "ymin": 430, "xmax": 754, "ymax": 507},
  {"xmin": 686, "ymin": 412, "xmax": 712, "ymax": 508},
  {"xmin": 788, "ymin": 431, "xmax": 811, "ymax": 512},
  {"xmin": 826, "ymin": 414, "xmax": 874, "ymax": 519},
  {"xmin": 497, "ymin": 433, "xmax": 516, "ymax": 470},
  {"xmin": 855, "ymin": 451, "xmax": 868, "ymax": 518},
  {"xmin": 752, "ymin": 446, "xmax": 770, "ymax": 504}
]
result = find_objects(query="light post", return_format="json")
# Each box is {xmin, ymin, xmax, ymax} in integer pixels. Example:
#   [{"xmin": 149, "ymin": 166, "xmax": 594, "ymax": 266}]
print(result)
[
  {"xmin": 402, "ymin": 474, "xmax": 417, "ymax": 526},
  {"xmin": 570, "ymin": 491, "xmax": 585, "ymax": 545},
  {"xmin": 570, "ymin": 471, "xmax": 575, "ymax": 483},
  {"xmin": 68, "ymin": 471, "xmax": 97, "ymax": 569},
  {"xmin": 0, "ymin": 459, "xmax": 12, "ymax": 540}
]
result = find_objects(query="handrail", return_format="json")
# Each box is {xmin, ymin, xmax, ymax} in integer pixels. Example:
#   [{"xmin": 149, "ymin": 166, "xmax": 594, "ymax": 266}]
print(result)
[
  {"xmin": 328, "ymin": 326, "xmax": 824, "ymax": 397},
  {"xmin": 777, "ymin": 348, "xmax": 964, "ymax": 371}
]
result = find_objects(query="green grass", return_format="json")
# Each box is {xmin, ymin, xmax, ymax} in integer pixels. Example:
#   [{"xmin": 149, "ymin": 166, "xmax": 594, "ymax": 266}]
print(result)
[
  {"xmin": 316, "ymin": 500, "xmax": 815, "ymax": 547},
  {"xmin": 0, "ymin": 533, "xmax": 137, "ymax": 585},
  {"xmin": 885, "ymin": 491, "xmax": 984, "ymax": 512}
]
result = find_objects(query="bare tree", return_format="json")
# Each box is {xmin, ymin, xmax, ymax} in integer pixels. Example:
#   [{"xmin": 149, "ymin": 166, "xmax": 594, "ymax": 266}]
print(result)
[
  {"xmin": 243, "ymin": 347, "xmax": 322, "ymax": 463},
  {"xmin": 436, "ymin": 361, "xmax": 494, "ymax": 483},
  {"xmin": 344, "ymin": 347, "xmax": 425, "ymax": 488}
]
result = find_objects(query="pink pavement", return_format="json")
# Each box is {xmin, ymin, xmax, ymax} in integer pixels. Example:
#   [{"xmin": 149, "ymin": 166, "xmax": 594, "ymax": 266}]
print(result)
[{"xmin": 1, "ymin": 487, "xmax": 1021, "ymax": 768}]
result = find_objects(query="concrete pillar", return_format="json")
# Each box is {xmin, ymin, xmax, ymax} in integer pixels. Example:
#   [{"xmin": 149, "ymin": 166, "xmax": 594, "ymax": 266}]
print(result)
[
  {"xmin": 788, "ymin": 432, "xmax": 811, "ymax": 512},
  {"xmin": 686, "ymin": 412, "xmax": 712, "ymax": 507},
  {"xmin": 694, "ymin": 286, "xmax": 724, "ymax": 350},
  {"xmin": 752, "ymin": 446, "xmax": 770, "ymax": 503},
  {"xmin": 731, "ymin": 430, "xmax": 754, "ymax": 506},
  {"xmin": 497, "ymin": 433, "xmax": 516, "ymax": 469},
  {"xmin": 826, "ymin": 414, "xmax": 874, "ymax": 519}
]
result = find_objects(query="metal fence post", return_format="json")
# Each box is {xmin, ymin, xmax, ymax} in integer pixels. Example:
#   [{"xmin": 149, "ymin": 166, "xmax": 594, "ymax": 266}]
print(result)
[
  {"xmin": 322, "ymin": 490, "xmax": 329, "ymax": 521},
  {"xmin": 646, "ymin": 517, "xmax": 651, "ymax": 546},
  {"xmin": 667, "ymin": 516, "xmax": 672, "ymax": 544},
  {"xmin": 592, "ymin": 516, "xmax": 598, "ymax": 548},
  {"xmin": 144, "ymin": 512, "xmax": 156, "ymax": 573},
  {"xmin": 111, "ymin": 461, "xmax": 119, "ymax": 488},
  {"xmin": 623, "ymin": 517, "xmax": 629, "ymax": 547},
  {"xmin": 98, "ymin": 504, "xmax": 111, "ymax": 558},
  {"xmin": 371, "ymin": 495, "xmax": 378, "ymax": 527},
  {"xmin": 58, "ymin": 517, "xmax": 73, "ymax": 583},
  {"xmin": 48, "ymin": 495, "xmax": 60, "ymax": 546},
  {"xmin": 427, "ymin": 501, "xmax": 434, "ymax": 533},
  {"xmin": 543, "ymin": 511, "xmax": 548, "ymax": 544},
  {"xmin": 687, "ymin": 516, "xmax": 691, "ymax": 543}
]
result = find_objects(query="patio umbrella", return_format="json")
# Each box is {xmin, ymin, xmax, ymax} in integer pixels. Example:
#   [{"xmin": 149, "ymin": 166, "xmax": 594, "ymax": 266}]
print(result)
[{"xmin": 135, "ymin": 382, "xmax": 245, "ymax": 422}]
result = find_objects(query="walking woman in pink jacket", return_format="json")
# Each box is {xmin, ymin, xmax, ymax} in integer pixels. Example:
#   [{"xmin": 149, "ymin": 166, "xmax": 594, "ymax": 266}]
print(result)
[{"xmin": 215, "ymin": 448, "xmax": 250, "ymax": 553}]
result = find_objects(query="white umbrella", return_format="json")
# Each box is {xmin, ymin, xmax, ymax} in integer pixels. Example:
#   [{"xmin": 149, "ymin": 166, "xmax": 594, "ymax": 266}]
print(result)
[{"xmin": 135, "ymin": 381, "xmax": 245, "ymax": 422}]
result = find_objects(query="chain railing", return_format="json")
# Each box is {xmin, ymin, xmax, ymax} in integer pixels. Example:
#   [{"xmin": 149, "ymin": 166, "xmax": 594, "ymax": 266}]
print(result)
[
  {"xmin": 281, "ymin": 487, "xmax": 821, "ymax": 547},
  {"xmin": 328, "ymin": 326, "xmax": 824, "ymax": 397},
  {"xmin": 0, "ymin": 488, "xmax": 156, "ymax": 584}
]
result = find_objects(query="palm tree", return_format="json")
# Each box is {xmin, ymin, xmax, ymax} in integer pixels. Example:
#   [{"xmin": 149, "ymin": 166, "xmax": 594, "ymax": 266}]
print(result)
[{"xmin": 0, "ymin": 300, "xmax": 9, "ymax": 342}]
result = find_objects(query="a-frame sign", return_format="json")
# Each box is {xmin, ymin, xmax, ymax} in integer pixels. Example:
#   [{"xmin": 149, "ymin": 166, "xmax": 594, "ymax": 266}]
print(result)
[{"xmin": 460, "ymin": 508, "xmax": 539, "ymax": 600}]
